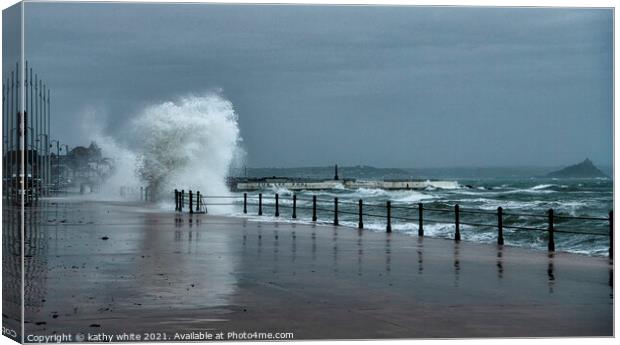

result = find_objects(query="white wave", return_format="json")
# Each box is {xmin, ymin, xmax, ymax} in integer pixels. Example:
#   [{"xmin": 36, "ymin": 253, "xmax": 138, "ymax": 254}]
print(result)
[
  {"xmin": 454, "ymin": 185, "xmax": 555, "ymax": 196},
  {"xmin": 530, "ymin": 184, "xmax": 554, "ymax": 190},
  {"xmin": 132, "ymin": 93, "xmax": 244, "ymax": 213},
  {"xmin": 352, "ymin": 188, "xmax": 389, "ymax": 197},
  {"xmin": 269, "ymin": 185, "xmax": 294, "ymax": 196},
  {"xmin": 75, "ymin": 92, "xmax": 244, "ymax": 212},
  {"xmin": 391, "ymin": 191, "xmax": 435, "ymax": 203},
  {"xmin": 453, "ymin": 197, "xmax": 543, "ymax": 211}
]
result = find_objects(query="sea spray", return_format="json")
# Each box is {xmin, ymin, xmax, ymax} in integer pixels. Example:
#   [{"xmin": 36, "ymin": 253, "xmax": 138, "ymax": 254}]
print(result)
[
  {"xmin": 132, "ymin": 93, "xmax": 244, "ymax": 211},
  {"xmin": 78, "ymin": 109, "xmax": 139, "ymax": 200}
]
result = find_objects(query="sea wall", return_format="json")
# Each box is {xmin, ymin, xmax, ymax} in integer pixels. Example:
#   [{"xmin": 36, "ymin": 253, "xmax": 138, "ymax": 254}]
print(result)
[{"xmin": 234, "ymin": 179, "xmax": 458, "ymax": 191}]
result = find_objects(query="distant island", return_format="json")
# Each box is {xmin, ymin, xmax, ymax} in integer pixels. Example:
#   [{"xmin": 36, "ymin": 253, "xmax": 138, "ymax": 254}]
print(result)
[{"xmin": 546, "ymin": 159, "xmax": 608, "ymax": 178}]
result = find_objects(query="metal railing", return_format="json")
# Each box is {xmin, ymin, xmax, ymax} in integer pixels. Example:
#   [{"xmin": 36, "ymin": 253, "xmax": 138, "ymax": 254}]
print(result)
[
  {"xmin": 174, "ymin": 189, "xmax": 208, "ymax": 214},
  {"xmin": 173, "ymin": 190, "xmax": 613, "ymax": 258},
  {"xmin": 2, "ymin": 61, "xmax": 53, "ymax": 203}
]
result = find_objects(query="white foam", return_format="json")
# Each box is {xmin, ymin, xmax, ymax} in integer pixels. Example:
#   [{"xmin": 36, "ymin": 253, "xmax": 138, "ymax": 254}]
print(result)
[
  {"xmin": 131, "ymin": 93, "xmax": 244, "ymax": 213},
  {"xmin": 530, "ymin": 184, "xmax": 554, "ymax": 190}
]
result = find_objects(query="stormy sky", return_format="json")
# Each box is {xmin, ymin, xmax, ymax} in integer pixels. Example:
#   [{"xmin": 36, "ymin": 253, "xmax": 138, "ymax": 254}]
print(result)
[{"xmin": 13, "ymin": 3, "xmax": 613, "ymax": 168}]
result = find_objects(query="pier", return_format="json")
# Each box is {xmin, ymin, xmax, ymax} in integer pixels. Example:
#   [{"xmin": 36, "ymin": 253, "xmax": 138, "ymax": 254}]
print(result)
[
  {"xmin": 231, "ymin": 178, "xmax": 459, "ymax": 191},
  {"xmin": 227, "ymin": 165, "xmax": 460, "ymax": 191},
  {"xmin": 13, "ymin": 199, "xmax": 612, "ymax": 339}
]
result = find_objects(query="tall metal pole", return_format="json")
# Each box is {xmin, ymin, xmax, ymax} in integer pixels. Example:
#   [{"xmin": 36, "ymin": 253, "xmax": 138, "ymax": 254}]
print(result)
[
  {"xmin": 25, "ymin": 62, "xmax": 29, "ymax": 202},
  {"xmin": 40, "ymin": 80, "xmax": 44, "ymax": 194},
  {"xmin": 5, "ymin": 77, "xmax": 9, "ymax": 193},
  {"xmin": 16, "ymin": 62, "xmax": 22, "ymax": 202},
  {"xmin": 65, "ymin": 144, "xmax": 70, "ymax": 185},
  {"xmin": 44, "ymin": 83, "xmax": 48, "ymax": 194},
  {"xmin": 33, "ymin": 69, "xmax": 38, "ymax": 199},
  {"xmin": 47, "ymin": 86, "xmax": 51, "ymax": 195},
  {"xmin": 4, "ymin": 80, "xmax": 7, "ymax": 187},
  {"xmin": 33, "ymin": 71, "xmax": 38, "ymax": 196},
  {"xmin": 38, "ymin": 76, "xmax": 42, "ymax": 195},
  {"xmin": 32, "ymin": 69, "xmax": 37, "ymax": 198},
  {"xmin": 36, "ymin": 77, "xmax": 43, "ymax": 194},
  {"xmin": 57, "ymin": 141, "xmax": 60, "ymax": 191},
  {"xmin": 42, "ymin": 82, "xmax": 46, "ymax": 193},
  {"xmin": 12, "ymin": 68, "xmax": 17, "ymax": 199},
  {"xmin": 2, "ymin": 82, "xmax": 5, "ymax": 194},
  {"xmin": 9, "ymin": 71, "xmax": 14, "ymax": 197}
]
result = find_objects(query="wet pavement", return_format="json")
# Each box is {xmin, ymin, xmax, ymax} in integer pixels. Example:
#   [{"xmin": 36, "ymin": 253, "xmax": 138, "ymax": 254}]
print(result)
[{"xmin": 4, "ymin": 199, "xmax": 614, "ymax": 340}]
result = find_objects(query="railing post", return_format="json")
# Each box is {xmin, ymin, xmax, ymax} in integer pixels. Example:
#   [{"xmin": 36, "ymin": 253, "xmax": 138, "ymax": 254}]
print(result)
[
  {"xmin": 243, "ymin": 193, "xmax": 247, "ymax": 214},
  {"xmin": 258, "ymin": 193, "xmax": 263, "ymax": 216},
  {"xmin": 175, "ymin": 189, "xmax": 179, "ymax": 211},
  {"xmin": 196, "ymin": 191, "xmax": 200, "ymax": 212},
  {"xmin": 334, "ymin": 197, "xmax": 339, "ymax": 226},
  {"xmin": 497, "ymin": 206, "xmax": 504, "ymax": 245},
  {"xmin": 189, "ymin": 190, "xmax": 194, "ymax": 214},
  {"xmin": 275, "ymin": 193, "xmax": 280, "ymax": 217},
  {"xmin": 312, "ymin": 195, "xmax": 317, "ymax": 221},
  {"xmin": 454, "ymin": 204, "xmax": 460, "ymax": 242},
  {"xmin": 180, "ymin": 190, "xmax": 184, "ymax": 212},
  {"xmin": 609, "ymin": 210, "xmax": 613, "ymax": 259},
  {"xmin": 292, "ymin": 194, "xmax": 297, "ymax": 219},
  {"xmin": 386, "ymin": 201, "xmax": 392, "ymax": 233},
  {"xmin": 358, "ymin": 199, "xmax": 364, "ymax": 229},
  {"xmin": 418, "ymin": 203, "xmax": 424, "ymax": 237},
  {"xmin": 140, "ymin": 186, "xmax": 144, "ymax": 201},
  {"xmin": 548, "ymin": 208, "xmax": 555, "ymax": 252}
]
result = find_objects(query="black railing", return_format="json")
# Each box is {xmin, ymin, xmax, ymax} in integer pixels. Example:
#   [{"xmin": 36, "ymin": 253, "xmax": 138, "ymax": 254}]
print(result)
[
  {"xmin": 173, "ymin": 190, "xmax": 614, "ymax": 258},
  {"xmin": 174, "ymin": 189, "xmax": 208, "ymax": 214}
]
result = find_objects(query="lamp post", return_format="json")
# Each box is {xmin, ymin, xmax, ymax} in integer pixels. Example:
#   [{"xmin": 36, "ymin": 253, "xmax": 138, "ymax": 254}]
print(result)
[
  {"xmin": 65, "ymin": 144, "xmax": 70, "ymax": 190},
  {"xmin": 50, "ymin": 139, "xmax": 61, "ymax": 192},
  {"xmin": 36, "ymin": 134, "xmax": 48, "ymax": 195}
]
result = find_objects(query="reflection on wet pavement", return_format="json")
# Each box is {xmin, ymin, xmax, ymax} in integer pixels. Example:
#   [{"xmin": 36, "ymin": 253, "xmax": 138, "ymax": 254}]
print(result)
[
  {"xmin": 548, "ymin": 254, "xmax": 556, "ymax": 294},
  {"xmin": 496, "ymin": 248, "xmax": 503, "ymax": 279},
  {"xmin": 3, "ymin": 202, "xmax": 22, "ymax": 342}
]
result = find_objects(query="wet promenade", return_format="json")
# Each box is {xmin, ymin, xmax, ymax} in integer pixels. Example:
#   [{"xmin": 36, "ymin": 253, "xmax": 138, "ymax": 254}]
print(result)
[{"xmin": 6, "ymin": 199, "xmax": 614, "ymax": 339}]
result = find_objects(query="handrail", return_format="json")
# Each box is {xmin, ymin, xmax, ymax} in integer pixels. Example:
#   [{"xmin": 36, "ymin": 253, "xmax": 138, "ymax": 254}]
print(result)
[
  {"xmin": 555, "ymin": 215, "xmax": 609, "ymax": 221},
  {"xmin": 173, "ymin": 190, "xmax": 613, "ymax": 258}
]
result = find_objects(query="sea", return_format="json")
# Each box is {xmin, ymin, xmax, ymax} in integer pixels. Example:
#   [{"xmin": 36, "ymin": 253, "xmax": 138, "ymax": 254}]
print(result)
[{"xmin": 219, "ymin": 166, "xmax": 613, "ymax": 257}]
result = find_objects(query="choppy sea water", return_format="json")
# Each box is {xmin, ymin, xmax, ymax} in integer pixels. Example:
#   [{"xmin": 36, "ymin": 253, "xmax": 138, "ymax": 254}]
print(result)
[{"xmin": 213, "ymin": 177, "xmax": 612, "ymax": 257}]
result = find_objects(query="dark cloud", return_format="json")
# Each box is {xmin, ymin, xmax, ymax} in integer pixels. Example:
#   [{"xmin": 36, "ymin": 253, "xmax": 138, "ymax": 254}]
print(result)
[{"xmin": 20, "ymin": 3, "xmax": 612, "ymax": 168}]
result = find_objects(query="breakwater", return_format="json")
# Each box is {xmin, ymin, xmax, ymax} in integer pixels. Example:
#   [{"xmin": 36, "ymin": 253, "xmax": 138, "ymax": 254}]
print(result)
[{"xmin": 227, "ymin": 177, "xmax": 458, "ymax": 191}]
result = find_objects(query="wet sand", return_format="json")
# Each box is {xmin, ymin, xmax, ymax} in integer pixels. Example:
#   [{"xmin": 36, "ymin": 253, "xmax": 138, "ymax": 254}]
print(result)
[{"xmin": 8, "ymin": 199, "xmax": 614, "ymax": 340}]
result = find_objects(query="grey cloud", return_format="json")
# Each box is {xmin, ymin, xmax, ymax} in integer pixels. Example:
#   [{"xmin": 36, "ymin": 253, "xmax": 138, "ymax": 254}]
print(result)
[{"xmin": 17, "ymin": 3, "xmax": 612, "ymax": 168}]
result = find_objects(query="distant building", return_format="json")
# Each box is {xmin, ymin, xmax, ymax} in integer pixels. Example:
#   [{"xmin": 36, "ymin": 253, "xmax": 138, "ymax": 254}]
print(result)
[{"xmin": 51, "ymin": 142, "xmax": 114, "ymax": 192}]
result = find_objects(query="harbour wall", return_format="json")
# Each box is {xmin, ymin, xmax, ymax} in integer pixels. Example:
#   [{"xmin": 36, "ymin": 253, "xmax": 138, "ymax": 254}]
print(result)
[{"xmin": 234, "ymin": 179, "xmax": 459, "ymax": 191}]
